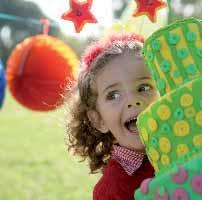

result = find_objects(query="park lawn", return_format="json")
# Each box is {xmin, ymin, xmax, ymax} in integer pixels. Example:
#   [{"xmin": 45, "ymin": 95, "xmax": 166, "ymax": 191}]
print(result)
[{"xmin": 0, "ymin": 90, "xmax": 100, "ymax": 200}]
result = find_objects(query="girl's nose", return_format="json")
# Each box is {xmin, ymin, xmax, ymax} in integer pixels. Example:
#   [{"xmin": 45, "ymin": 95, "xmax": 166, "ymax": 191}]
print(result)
[
  {"xmin": 126, "ymin": 92, "xmax": 144, "ymax": 109},
  {"xmin": 127, "ymin": 100, "xmax": 143, "ymax": 108}
]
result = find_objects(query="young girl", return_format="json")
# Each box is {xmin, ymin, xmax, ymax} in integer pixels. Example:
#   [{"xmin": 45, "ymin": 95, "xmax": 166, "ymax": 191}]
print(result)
[{"xmin": 65, "ymin": 33, "xmax": 160, "ymax": 200}]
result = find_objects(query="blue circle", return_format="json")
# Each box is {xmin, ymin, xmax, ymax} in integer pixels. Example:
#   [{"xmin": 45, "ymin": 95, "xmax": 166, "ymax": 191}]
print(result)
[{"xmin": 0, "ymin": 59, "xmax": 6, "ymax": 109}]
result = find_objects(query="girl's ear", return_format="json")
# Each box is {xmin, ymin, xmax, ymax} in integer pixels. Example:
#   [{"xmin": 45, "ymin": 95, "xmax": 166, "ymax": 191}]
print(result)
[{"xmin": 87, "ymin": 110, "xmax": 109, "ymax": 133}]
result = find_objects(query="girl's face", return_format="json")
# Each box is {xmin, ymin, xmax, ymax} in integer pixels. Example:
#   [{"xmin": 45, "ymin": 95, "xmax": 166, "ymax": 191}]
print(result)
[{"xmin": 88, "ymin": 51, "xmax": 159, "ymax": 151}]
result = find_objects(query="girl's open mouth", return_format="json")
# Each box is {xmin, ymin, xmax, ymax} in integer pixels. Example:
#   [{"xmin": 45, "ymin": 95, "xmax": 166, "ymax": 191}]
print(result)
[{"xmin": 124, "ymin": 118, "xmax": 138, "ymax": 133}]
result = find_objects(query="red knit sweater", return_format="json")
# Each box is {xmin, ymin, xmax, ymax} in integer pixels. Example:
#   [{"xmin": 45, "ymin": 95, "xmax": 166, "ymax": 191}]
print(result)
[{"xmin": 93, "ymin": 158, "xmax": 154, "ymax": 200}]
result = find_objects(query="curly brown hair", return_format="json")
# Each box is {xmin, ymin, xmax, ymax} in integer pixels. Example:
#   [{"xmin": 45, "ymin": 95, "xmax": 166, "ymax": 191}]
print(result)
[{"xmin": 65, "ymin": 33, "xmax": 144, "ymax": 173}]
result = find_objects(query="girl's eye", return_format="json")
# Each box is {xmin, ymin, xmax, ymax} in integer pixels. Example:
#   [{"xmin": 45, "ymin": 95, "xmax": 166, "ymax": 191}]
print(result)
[
  {"xmin": 106, "ymin": 90, "xmax": 121, "ymax": 100},
  {"xmin": 138, "ymin": 83, "xmax": 152, "ymax": 92}
]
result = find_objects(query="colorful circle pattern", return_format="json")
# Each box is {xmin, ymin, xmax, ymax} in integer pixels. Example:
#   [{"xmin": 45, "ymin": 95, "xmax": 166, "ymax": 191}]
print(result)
[
  {"xmin": 136, "ymin": 158, "xmax": 202, "ymax": 199},
  {"xmin": 137, "ymin": 77, "xmax": 202, "ymax": 174}
]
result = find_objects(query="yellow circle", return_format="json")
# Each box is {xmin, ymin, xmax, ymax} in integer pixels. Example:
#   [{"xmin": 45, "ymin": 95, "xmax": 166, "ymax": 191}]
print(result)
[
  {"xmin": 148, "ymin": 118, "xmax": 158, "ymax": 132},
  {"xmin": 176, "ymin": 144, "xmax": 189, "ymax": 157},
  {"xmin": 174, "ymin": 120, "xmax": 190, "ymax": 136},
  {"xmin": 159, "ymin": 137, "xmax": 171, "ymax": 153},
  {"xmin": 161, "ymin": 154, "xmax": 170, "ymax": 166},
  {"xmin": 157, "ymin": 104, "xmax": 171, "ymax": 120},
  {"xmin": 185, "ymin": 107, "xmax": 196, "ymax": 118},
  {"xmin": 149, "ymin": 147, "xmax": 160, "ymax": 161},
  {"xmin": 195, "ymin": 111, "xmax": 202, "ymax": 127},
  {"xmin": 141, "ymin": 128, "xmax": 148, "ymax": 143},
  {"xmin": 193, "ymin": 135, "xmax": 202, "ymax": 147},
  {"xmin": 180, "ymin": 94, "xmax": 193, "ymax": 107}
]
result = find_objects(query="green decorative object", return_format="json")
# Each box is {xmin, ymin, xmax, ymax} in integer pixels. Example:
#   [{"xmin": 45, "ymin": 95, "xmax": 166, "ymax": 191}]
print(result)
[
  {"xmin": 151, "ymin": 40, "xmax": 161, "ymax": 51},
  {"xmin": 142, "ymin": 18, "xmax": 202, "ymax": 96},
  {"xmin": 135, "ymin": 18, "xmax": 202, "ymax": 200},
  {"xmin": 186, "ymin": 31, "xmax": 196, "ymax": 42},
  {"xmin": 168, "ymin": 33, "xmax": 180, "ymax": 45},
  {"xmin": 135, "ymin": 157, "xmax": 202, "ymax": 199},
  {"xmin": 186, "ymin": 64, "xmax": 197, "ymax": 75},
  {"xmin": 138, "ymin": 77, "xmax": 202, "ymax": 173},
  {"xmin": 177, "ymin": 48, "xmax": 188, "ymax": 59}
]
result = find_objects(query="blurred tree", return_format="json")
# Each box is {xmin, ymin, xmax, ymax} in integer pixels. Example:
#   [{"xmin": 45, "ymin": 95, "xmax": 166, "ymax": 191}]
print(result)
[
  {"xmin": 168, "ymin": 0, "xmax": 202, "ymax": 23},
  {"xmin": 0, "ymin": 0, "xmax": 86, "ymax": 68},
  {"xmin": 112, "ymin": 0, "xmax": 129, "ymax": 19},
  {"xmin": 0, "ymin": 0, "xmax": 48, "ymax": 65}
]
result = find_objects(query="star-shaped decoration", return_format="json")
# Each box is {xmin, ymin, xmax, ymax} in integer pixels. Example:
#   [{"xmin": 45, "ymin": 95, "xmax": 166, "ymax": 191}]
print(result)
[
  {"xmin": 133, "ymin": 0, "xmax": 167, "ymax": 23},
  {"xmin": 61, "ymin": 0, "xmax": 97, "ymax": 33}
]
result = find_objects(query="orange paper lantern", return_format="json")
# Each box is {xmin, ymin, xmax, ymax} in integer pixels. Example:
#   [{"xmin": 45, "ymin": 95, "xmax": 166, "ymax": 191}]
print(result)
[{"xmin": 6, "ymin": 34, "xmax": 78, "ymax": 111}]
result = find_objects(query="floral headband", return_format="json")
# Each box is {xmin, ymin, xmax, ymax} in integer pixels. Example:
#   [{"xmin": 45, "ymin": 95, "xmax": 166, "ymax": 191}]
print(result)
[{"xmin": 82, "ymin": 33, "xmax": 145, "ymax": 71}]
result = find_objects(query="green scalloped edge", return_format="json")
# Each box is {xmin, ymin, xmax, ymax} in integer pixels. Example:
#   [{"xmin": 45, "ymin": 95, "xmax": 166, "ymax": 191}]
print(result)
[{"xmin": 143, "ymin": 17, "xmax": 202, "ymax": 55}]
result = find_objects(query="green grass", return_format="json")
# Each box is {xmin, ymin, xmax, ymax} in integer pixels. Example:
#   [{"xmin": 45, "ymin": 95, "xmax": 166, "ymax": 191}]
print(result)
[{"xmin": 0, "ymin": 90, "xmax": 100, "ymax": 200}]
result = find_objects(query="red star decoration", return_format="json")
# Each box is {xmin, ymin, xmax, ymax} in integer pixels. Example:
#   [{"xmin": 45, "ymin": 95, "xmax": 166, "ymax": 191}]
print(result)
[
  {"xmin": 133, "ymin": 0, "xmax": 167, "ymax": 23},
  {"xmin": 61, "ymin": 0, "xmax": 97, "ymax": 33}
]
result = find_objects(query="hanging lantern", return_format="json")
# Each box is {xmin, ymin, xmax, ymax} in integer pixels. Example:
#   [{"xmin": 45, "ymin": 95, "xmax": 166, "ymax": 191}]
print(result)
[
  {"xmin": 6, "ymin": 34, "xmax": 78, "ymax": 111},
  {"xmin": 0, "ymin": 59, "xmax": 6, "ymax": 109}
]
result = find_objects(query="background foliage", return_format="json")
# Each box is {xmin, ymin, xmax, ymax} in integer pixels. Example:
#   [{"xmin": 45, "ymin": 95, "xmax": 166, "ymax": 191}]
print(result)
[{"xmin": 0, "ymin": 92, "xmax": 100, "ymax": 200}]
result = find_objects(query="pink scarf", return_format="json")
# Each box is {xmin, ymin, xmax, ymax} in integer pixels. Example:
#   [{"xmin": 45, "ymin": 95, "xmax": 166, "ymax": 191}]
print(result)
[{"xmin": 112, "ymin": 145, "xmax": 145, "ymax": 176}]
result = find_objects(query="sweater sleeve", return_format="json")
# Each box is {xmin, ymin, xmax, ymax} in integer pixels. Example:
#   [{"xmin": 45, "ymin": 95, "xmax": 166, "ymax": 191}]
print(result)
[
  {"xmin": 93, "ymin": 160, "xmax": 137, "ymax": 200},
  {"xmin": 93, "ymin": 176, "xmax": 127, "ymax": 200},
  {"xmin": 93, "ymin": 159, "xmax": 154, "ymax": 200}
]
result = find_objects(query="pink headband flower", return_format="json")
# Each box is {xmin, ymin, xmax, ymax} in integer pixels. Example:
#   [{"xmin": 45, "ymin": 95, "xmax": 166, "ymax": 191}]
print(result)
[{"xmin": 82, "ymin": 33, "xmax": 144, "ymax": 71}]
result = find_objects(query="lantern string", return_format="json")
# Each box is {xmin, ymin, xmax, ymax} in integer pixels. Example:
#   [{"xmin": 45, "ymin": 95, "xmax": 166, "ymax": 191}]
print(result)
[
  {"xmin": 40, "ymin": 19, "xmax": 50, "ymax": 34},
  {"xmin": 0, "ymin": 12, "xmax": 59, "ymax": 28}
]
